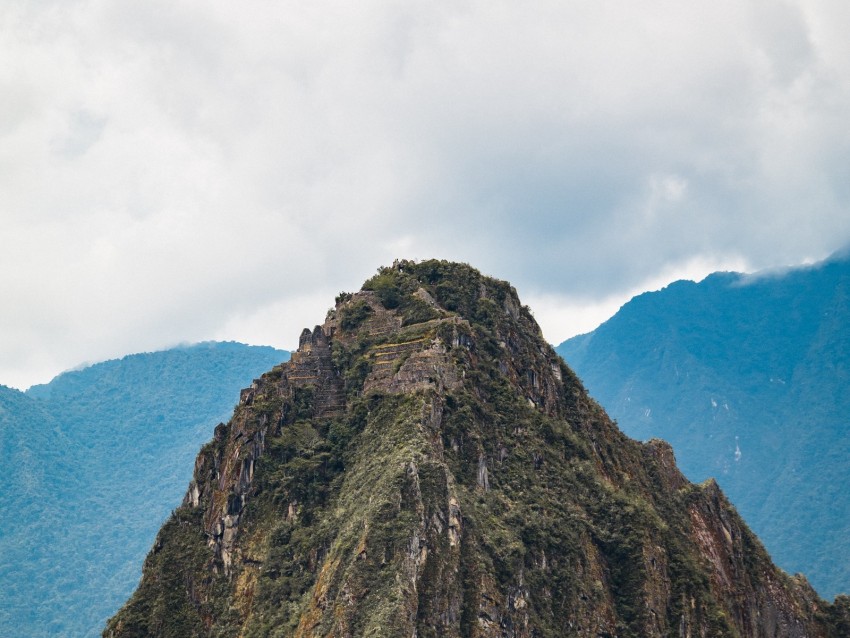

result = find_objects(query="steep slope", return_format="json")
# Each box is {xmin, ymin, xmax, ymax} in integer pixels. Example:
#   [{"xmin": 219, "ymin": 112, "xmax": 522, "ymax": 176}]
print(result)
[
  {"xmin": 0, "ymin": 386, "xmax": 85, "ymax": 635},
  {"xmin": 557, "ymin": 252, "xmax": 850, "ymax": 599},
  {"xmin": 107, "ymin": 261, "xmax": 849, "ymax": 637},
  {"xmin": 0, "ymin": 343, "xmax": 289, "ymax": 638}
]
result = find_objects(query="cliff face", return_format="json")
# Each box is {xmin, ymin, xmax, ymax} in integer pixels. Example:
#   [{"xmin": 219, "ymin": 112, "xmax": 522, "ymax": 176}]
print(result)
[
  {"xmin": 105, "ymin": 260, "xmax": 850, "ymax": 638},
  {"xmin": 555, "ymin": 253, "xmax": 850, "ymax": 599}
]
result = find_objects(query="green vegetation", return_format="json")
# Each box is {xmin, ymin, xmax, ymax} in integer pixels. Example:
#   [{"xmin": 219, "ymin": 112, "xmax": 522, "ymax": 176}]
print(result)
[
  {"xmin": 362, "ymin": 263, "xmax": 441, "ymax": 326},
  {"xmin": 338, "ymin": 299, "xmax": 373, "ymax": 331},
  {"xmin": 558, "ymin": 252, "xmax": 850, "ymax": 599},
  {"xmin": 105, "ymin": 261, "xmax": 844, "ymax": 637},
  {"xmin": 0, "ymin": 342, "xmax": 289, "ymax": 638}
]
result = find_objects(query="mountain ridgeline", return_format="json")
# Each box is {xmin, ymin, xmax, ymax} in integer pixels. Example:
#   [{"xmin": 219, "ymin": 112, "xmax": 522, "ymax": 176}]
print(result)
[
  {"xmin": 106, "ymin": 261, "xmax": 849, "ymax": 637},
  {"xmin": 557, "ymin": 252, "xmax": 850, "ymax": 600},
  {"xmin": 0, "ymin": 342, "xmax": 289, "ymax": 638}
]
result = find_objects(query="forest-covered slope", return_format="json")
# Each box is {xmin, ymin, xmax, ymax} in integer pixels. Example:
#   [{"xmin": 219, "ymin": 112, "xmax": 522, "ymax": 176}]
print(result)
[
  {"xmin": 0, "ymin": 342, "xmax": 289, "ymax": 638},
  {"xmin": 557, "ymin": 252, "xmax": 850, "ymax": 599}
]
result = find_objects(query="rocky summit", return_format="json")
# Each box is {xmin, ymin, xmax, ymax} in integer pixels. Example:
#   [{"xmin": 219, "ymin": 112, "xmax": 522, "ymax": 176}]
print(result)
[{"xmin": 105, "ymin": 260, "xmax": 850, "ymax": 638}]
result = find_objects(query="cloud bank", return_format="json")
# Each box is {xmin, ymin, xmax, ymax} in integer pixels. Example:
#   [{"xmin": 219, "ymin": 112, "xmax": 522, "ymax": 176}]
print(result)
[{"xmin": 2, "ymin": 0, "xmax": 850, "ymax": 388}]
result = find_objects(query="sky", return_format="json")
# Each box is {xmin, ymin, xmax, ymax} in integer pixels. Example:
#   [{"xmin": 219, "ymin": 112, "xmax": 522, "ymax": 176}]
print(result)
[{"xmin": 2, "ymin": 0, "xmax": 850, "ymax": 390}]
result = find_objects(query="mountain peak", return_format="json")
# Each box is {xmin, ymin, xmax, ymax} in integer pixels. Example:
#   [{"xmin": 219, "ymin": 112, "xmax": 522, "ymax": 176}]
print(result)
[
  {"xmin": 106, "ymin": 260, "xmax": 849, "ymax": 638},
  {"xmin": 317, "ymin": 260, "xmax": 560, "ymax": 409}
]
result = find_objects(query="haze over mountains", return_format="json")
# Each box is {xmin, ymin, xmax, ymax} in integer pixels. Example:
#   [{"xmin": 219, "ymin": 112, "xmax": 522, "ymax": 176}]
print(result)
[
  {"xmin": 557, "ymin": 251, "xmax": 850, "ymax": 600},
  {"xmin": 0, "ymin": 342, "xmax": 289, "ymax": 638}
]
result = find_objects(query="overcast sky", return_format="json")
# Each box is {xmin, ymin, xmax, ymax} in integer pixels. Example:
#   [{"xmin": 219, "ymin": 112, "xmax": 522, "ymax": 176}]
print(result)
[{"xmin": 2, "ymin": 0, "xmax": 850, "ymax": 390}]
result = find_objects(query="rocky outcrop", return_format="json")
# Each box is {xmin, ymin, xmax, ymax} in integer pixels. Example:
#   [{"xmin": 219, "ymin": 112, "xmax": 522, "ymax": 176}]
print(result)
[
  {"xmin": 555, "ymin": 252, "xmax": 850, "ymax": 599},
  {"xmin": 105, "ymin": 260, "xmax": 847, "ymax": 638}
]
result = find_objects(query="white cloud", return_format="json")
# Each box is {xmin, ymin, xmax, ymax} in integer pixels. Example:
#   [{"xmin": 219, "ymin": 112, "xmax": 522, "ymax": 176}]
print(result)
[
  {"xmin": 2, "ymin": 0, "xmax": 850, "ymax": 388},
  {"xmin": 527, "ymin": 253, "xmax": 753, "ymax": 345}
]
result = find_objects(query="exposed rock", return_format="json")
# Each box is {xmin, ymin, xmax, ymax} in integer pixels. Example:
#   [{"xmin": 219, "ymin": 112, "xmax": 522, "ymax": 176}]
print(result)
[{"xmin": 105, "ymin": 260, "xmax": 846, "ymax": 638}]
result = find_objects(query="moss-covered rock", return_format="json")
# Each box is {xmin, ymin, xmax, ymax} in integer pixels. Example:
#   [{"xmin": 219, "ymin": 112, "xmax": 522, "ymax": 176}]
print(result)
[{"xmin": 105, "ymin": 260, "xmax": 844, "ymax": 638}]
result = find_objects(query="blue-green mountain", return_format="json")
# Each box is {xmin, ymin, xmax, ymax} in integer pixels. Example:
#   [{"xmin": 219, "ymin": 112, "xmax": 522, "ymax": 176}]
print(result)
[
  {"xmin": 557, "ymin": 251, "xmax": 850, "ymax": 599},
  {"xmin": 0, "ymin": 342, "xmax": 289, "ymax": 638}
]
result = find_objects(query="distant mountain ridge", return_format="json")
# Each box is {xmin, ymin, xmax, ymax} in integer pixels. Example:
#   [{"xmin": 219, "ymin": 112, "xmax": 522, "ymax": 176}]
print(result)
[
  {"xmin": 557, "ymin": 251, "xmax": 850, "ymax": 599},
  {"xmin": 0, "ymin": 342, "xmax": 289, "ymax": 638}
]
